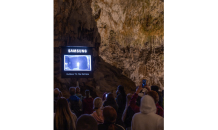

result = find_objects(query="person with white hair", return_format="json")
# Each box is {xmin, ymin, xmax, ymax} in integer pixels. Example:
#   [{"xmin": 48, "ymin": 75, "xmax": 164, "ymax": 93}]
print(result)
[{"xmin": 91, "ymin": 97, "xmax": 104, "ymax": 124}]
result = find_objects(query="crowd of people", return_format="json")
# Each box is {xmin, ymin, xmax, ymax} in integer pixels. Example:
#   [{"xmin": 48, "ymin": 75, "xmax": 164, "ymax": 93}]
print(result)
[{"xmin": 54, "ymin": 81, "xmax": 164, "ymax": 130}]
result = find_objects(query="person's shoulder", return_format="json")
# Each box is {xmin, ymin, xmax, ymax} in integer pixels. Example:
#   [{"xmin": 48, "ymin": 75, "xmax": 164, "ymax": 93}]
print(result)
[
  {"xmin": 155, "ymin": 113, "xmax": 164, "ymax": 119},
  {"xmin": 155, "ymin": 114, "xmax": 164, "ymax": 126},
  {"xmin": 132, "ymin": 112, "xmax": 142, "ymax": 119},
  {"xmin": 77, "ymin": 96, "xmax": 81, "ymax": 100},
  {"xmin": 117, "ymin": 93, "xmax": 122, "ymax": 98}
]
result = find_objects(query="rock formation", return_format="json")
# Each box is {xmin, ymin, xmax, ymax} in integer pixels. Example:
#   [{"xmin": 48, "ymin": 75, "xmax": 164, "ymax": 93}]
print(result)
[
  {"xmin": 91, "ymin": 0, "xmax": 164, "ymax": 89},
  {"xmin": 54, "ymin": 0, "xmax": 136, "ymax": 98}
]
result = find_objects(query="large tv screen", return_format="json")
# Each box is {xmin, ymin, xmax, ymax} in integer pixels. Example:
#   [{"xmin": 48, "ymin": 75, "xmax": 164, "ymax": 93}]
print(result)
[
  {"xmin": 61, "ymin": 46, "xmax": 93, "ymax": 78},
  {"xmin": 64, "ymin": 55, "xmax": 91, "ymax": 71}
]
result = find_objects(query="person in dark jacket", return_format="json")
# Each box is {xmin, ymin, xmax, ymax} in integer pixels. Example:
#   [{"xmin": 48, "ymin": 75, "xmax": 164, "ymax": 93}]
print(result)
[
  {"xmin": 115, "ymin": 85, "xmax": 126, "ymax": 127},
  {"xmin": 98, "ymin": 106, "xmax": 125, "ymax": 130},
  {"xmin": 103, "ymin": 93, "xmax": 118, "ymax": 112},
  {"xmin": 82, "ymin": 89, "xmax": 94, "ymax": 114},
  {"xmin": 151, "ymin": 85, "xmax": 164, "ymax": 108},
  {"xmin": 68, "ymin": 87, "xmax": 82, "ymax": 117},
  {"xmin": 122, "ymin": 93, "xmax": 134, "ymax": 130}
]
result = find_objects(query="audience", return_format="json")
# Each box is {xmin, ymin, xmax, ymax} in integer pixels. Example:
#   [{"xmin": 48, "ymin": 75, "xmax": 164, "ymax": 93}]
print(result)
[
  {"xmin": 83, "ymin": 90, "xmax": 94, "ymax": 114},
  {"xmin": 131, "ymin": 95, "xmax": 164, "ymax": 130},
  {"xmin": 103, "ymin": 93, "xmax": 118, "ymax": 112},
  {"xmin": 98, "ymin": 106, "xmax": 125, "ymax": 130},
  {"xmin": 91, "ymin": 97, "xmax": 104, "ymax": 124},
  {"xmin": 54, "ymin": 97, "xmax": 77, "ymax": 130},
  {"xmin": 115, "ymin": 85, "xmax": 126, "ymax": 127},
  {"xmin": 75, "ymin": 86, "xmax": 83, "ymax": 101},
  {"xmin": 147, "ymin": 90, "xmax": 164, "ymax": 117},
  {"xmin": 151, "ymin": 85, "xmax": 164, "ymax": 108},
  {"xmin": 122, "ymin": 93, "xmax": 134, "ymax": 130},
  {"xmin": 129, "ymin": 84, "xmax": 146, "ymax": 113},
  {"xmin": 130, "ymin": 84, "xmax": 164, "ymax": 117},
  {"xmin": 76, "ymin": 114, "xmax": 98, "ymax": 130},
  {"xmin": 68, "ymin": 87, "xmax": 82, "ymax": 117},
  {"xmin": 53, "ymin": 82, "xmax": 164, "ymax": 130}
]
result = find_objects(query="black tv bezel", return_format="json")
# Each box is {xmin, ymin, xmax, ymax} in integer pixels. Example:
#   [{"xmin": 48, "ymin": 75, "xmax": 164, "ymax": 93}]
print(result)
[{"xmin": 60, "ymin": 46, "xmax": 94, "ymax": 78}]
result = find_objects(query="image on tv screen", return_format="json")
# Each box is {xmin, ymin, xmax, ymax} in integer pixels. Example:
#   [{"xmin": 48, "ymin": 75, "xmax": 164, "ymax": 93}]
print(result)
[{"xmin": 64, "ymin": 55, "xmax": 91, "ymax": 71}]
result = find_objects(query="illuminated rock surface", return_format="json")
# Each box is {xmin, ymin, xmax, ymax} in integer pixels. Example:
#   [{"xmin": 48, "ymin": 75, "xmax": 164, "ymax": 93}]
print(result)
[
  {"xmin": 54, "ymin": 0, "xmax": 164, "ymax": 98},
  {"xmin": 54, "ymin": 0, "xmax": 135, "ymax": 98},
  {"xmin": 91, "ymin": 0, "xmax": 164, "ymax": 88}
]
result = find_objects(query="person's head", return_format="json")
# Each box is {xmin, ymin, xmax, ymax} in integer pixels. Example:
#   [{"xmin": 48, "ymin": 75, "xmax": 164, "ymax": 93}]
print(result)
[
  {"xmin": 85, "ymin": 89, "xmax": 90, "ymax": 98},
  {"xmin": 103, "ymin": 106, "xmax": 117, "ymax": 130},
  {"xmin": 54, "ymin": 88, "xmax": 60, "ymax": 98},
  {"xmin": 147, "ymin": 90, "xmax": 159, "ymax": 104},
  {"xmin": 76, "ymin": 87, "xmax": 80, "ymax": 94},
  {"xmin": 76, "ymin": 114, "xmax": 98, "ymax": 130},
  {"xmin": 54, "ymin": 97, "xmax": 76, "ymax": 130},
  {"xmin": 93, "ymin": 97, "xmax": 102, "ymax": 110},
  {"xmin": 69, "ymin": 87, "xmax": 76, "ymax": 96},
  {"xmin": 105, "ymin": 93, "xmax": 116, "ymax": 103},
  {"xmin": 117, "ymin": 85, "xmax": 126, "ymax": 95},
  {"xmin": 140, "ymin": 95, "xmax": 157, "ymax": 114},
  {"xmin": 117, "ymin": 85, "xmax": 126, "ymax": 104}
]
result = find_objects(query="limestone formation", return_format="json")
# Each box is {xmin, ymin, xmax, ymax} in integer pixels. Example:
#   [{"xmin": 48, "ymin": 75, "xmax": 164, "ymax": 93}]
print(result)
[
  {"xmin": 54, "ymin": 0, "xmax": 136, "ymax": 98},
  {"xmin": 91, "ymin": 0, "xmax": 164, "ymax": 89}
]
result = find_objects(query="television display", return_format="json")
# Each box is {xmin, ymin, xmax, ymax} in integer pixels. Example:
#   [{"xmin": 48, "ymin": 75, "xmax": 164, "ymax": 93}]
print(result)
[
  {"xmin": 64, "ymin": 55, "xmax": 91, "ymax": 71},
  {"xmin": 61, "ymin": 46, "xmax": 93, "ymax": 78}
]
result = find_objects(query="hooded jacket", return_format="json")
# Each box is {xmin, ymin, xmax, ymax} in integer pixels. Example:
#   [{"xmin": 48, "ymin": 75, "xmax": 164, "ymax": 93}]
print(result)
[
  {"xmin": 131, "ymin": 95, "xmax": 164, "ymax": 130},
  {"xmin": 130, "ymin": 93, "xmax": 164, "ymax": 117}
]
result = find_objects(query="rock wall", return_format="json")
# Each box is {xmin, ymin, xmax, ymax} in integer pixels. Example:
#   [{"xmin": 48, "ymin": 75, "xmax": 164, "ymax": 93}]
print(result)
[
  {"xmin": 91, "ymin": 0, "xmax": 164, "ymax": 89},
  {"xmin": 54, "ymin": 0, "xmax": 136, "ymax": 98}
]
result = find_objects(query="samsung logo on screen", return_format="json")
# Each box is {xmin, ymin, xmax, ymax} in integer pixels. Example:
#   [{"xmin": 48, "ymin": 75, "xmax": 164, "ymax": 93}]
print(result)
[{"xmin": 68, "ymin": 49, "xmax": 87, "ymax": 53}]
